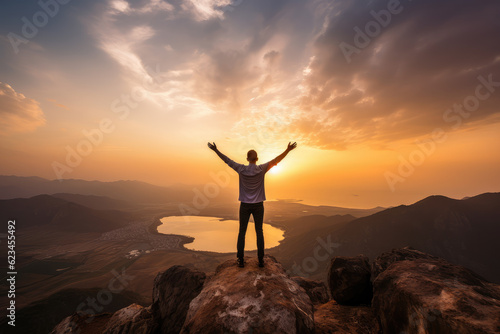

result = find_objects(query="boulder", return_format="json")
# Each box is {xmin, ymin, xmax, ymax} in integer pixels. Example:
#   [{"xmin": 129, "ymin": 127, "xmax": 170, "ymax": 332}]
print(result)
[
  {"xmin": 371, "ymin": 246, "xmax": 439, "ymax": 280},
  {"xmin": 372, "ymin": 257, "xmax": 500, "ymax": 334},
  {"xmin": 291, "ymin": 276, "xmax": 329, "ymax": 305},
  {"xmin": 314, "ymin": 300, "xmax": 380, "ymax": 334},
  {"xmin": 151, "ymin": 265, "xmax": 206, "ymax": 334},
  {"xmin": 180, "ymin": 255, "xmax": 315, "ymax": 334},
  {"xmin": 327, "ymin": 255, "xmax": 372, "ymax": 305},
  {"xmin": 103, "ymin": 304, "xmax": 155, "ymax": 334},
  {"xmin": 51, "ymin": 313, "xmax": 112, "ymax": 334}
]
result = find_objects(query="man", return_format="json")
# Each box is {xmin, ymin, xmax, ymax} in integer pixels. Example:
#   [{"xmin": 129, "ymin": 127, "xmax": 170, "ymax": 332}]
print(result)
[{"xmin": 208, "ymin": 141, "xmax": 297, "ymax": 268}]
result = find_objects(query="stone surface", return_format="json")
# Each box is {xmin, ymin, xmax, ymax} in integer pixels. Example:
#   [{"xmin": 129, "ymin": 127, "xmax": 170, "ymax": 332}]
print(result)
[
  {"xmin": 327, "ymin": 255, "xmax": 372, "ymax": 305},
  {"xmin": 103, "ymin": 304, "xmax": 155, "ymax": 334},
  {"xmin": 314, "ymin": 300, "xmax": 380, "ymax": 334},
  {"xmin": 52, "ymin": 248, "xmax": 500, "ymax": 334},
  {"xmin": 50, "ymin": 313, "xmax": 112, "ymax": 334},
  {"xmin": 151, "ymin": 265, "xmax": 206, "ymax": 334},
  {"xmin": 371, "ymin": 246, "xmax": 439, "ymax": 280},
  {"xmin": 372, "ymin": 257, "xmax": 500, "ymax": 334},
  {"xmin": 291, "ymin": 276, "xmax": 329, "ymax": 305},
  {"xmin": 180, "ymin": 255, "xmax": 315, "ymax": 334}
]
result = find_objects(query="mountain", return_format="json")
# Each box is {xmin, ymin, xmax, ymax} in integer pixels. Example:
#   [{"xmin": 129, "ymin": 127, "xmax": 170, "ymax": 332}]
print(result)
[
  {"xmin": 265, "ymin": 200, "xmax": 384, "ymax": 218},
  {"xmin": 275, "ymin": 214, "xmax": 356, "ymax": 273},
  {"xmin": 0, "ymin": 175, "xmax": 385, "ymax": 218},
  {"xmin": 51, "ymin": 193, "xmax": 134, "ymax": 211},
  {"xmin": 0, "ymin": 175, "xmax": 198, "ymax": 204},
  {"xmin": 0, "ymin": 194, "xmax": 133, "ymax": 232},
  {"xmin": 276, "ymin": 192, "xmax": 500, "ymax": 283},
  {"xmin": 50, "ymin": 250, "xmax": 500, "ymax": 334}
]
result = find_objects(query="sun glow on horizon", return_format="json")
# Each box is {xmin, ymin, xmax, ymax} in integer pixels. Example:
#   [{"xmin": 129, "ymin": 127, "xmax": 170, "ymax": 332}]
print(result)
[
  {"xmin": 269, "ymin": 164, "xmax": 283, "ymax": 174},
  {"xmin": 0, "ymin": 0, "xmax": 499, "ymax": 209}
]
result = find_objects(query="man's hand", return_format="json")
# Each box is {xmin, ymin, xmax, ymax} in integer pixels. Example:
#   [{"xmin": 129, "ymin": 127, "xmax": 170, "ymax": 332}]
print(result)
[
  {"xmin": 208, "ymin": 142, "xmax": 231, "ymax": 164},
  {"xmin": 287, "ymin": 142, "xmax": 297, "ymax": 152},
  {"xmin": 207, "ymin": 142, "xmax": 217, "ymax": 151}
]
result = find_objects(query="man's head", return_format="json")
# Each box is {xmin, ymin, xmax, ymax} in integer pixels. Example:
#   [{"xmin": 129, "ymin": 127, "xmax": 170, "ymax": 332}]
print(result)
[{"xmin": 247, "ymin": 149, "xmax": 258, "ymax": 163}]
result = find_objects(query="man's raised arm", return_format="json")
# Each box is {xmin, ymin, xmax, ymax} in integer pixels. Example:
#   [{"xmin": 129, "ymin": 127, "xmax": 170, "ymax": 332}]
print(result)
[
  {"xmin": 208, "ymin": 142, "xmax": 244, "ymax": 173},
  {"xmin": 207, "ymin": 142, "xmax": 231, "ymax": 163},
  {"xmin": 268, "ymin": 142, "xmax": 297, "ymax": 171}
]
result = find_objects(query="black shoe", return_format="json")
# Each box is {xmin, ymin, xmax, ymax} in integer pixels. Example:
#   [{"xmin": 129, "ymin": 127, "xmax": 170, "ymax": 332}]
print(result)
[
  {"xmin": 258, "ymin": 259, "xmax": 264, "ymax": 267},
  {"xmin": 237, "ymin": 258, "xmax": 244, "ymax": 268}
]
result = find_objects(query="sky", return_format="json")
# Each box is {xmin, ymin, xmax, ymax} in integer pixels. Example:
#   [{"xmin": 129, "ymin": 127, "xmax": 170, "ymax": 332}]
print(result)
[{"xmin": 0, "ymin": 0, "xmax": 499, "ymax": 208}]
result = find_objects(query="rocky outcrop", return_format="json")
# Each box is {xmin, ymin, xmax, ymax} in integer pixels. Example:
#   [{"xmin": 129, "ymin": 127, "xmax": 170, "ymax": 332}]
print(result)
[
  {"xmin": 372, "ymin": 257, "xmax": 500, "ymax": 333},
  {"xmin": 51, "ymin": 313, "xmax": 112, "ymax": 334},
  {"xmin": 371, "ymin": 246, "xmax": 439, "ymax": 280},
  {"xmin": 50, "ymin": 266, "xmax": 206, "ymax": 334},
  {"xmin": 51, "ymin": 247, "xmax": 500, "ymax": 334},
  {"xmin": 327, "ymin": 255, "xmax": 372, "ymax": 305},
  {"xmin": 103, "ymin": 304, "xmax": 155, "ymax": 334},
  {"xmin": 180, "ymin": 255, "xmax": 315, "ymax": 334},
  {"xmin": 314, "ymin": 300, "xmax": 380, "ymax": 334},
  {"xmin": 291, "ymin": 276, "xmax": 329, "ymax": 305},
  {"xmin": 151, "ymin": 265, "xmax": 206, "ymax": 334}
]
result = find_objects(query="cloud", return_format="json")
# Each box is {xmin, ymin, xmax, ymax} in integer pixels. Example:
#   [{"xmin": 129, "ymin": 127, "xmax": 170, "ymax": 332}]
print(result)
[
  {"xmin": 47, "ymin": 98, "xmax": 70, "ymax": 111},
  {"xmin": 293, "ymin": 0, "xmax": 500, "ymax": 149},
  {"xmin": 181, "ymin": 0, "xmax": 233, "ymax": 21},
  {"xmin": 89, "ymin": 0, "xmax": 308, "ymax": 118},
  {"xmin": 87, "ymin": 0, "xmax": 500, "ymax": 150},
  {"xmin": 110, "ymin": 0, "xmax": 174, "ymax": 14},
  {"xmin": 0, "ymin": 82, "xmax": 45, "ymax": 134}
]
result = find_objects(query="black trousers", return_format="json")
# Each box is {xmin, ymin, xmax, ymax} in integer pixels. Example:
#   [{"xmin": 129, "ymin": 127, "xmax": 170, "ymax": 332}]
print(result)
[{"xmin": 237, "ymin": 201, "xmax": 264, "ymax": 260}]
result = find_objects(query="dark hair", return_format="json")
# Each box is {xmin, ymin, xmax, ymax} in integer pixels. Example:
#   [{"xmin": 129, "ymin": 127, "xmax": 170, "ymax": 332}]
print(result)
[{"xmin": 247, "ymin": 149, "xmax": 258, "ymax": 161}]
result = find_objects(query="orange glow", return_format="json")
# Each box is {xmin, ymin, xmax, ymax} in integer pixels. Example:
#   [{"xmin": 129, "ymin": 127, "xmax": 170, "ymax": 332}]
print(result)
[
  {"xmin": 269, "ymin": 164, "xmax": 282, "ymax": 175},
  {"xmin": 1, "ymin": 0, "xmax": 499, "ymax": 209}
]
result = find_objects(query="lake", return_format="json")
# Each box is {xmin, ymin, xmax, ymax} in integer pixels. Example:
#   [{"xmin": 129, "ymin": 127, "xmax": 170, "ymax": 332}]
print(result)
[{"xmin": 158, "ymin": 216, "xmax": 284, "ymax": 253}]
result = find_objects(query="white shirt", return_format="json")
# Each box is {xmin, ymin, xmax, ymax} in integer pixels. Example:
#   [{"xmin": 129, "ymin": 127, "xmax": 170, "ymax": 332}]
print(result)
[{"xmin": 222, "ymin": 157, "xmax": 276, "ymax": 203}]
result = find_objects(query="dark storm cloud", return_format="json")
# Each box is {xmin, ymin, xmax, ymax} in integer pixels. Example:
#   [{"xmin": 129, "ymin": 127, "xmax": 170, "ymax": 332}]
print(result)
[{"xmin": 297, "ymin": 0, "xmax": 500, "ymax": 149}]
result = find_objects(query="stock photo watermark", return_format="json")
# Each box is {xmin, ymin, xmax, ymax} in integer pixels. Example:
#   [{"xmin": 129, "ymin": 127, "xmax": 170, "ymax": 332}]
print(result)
[
  {"xmin": 287, "ymin": 234, "xmax": 340, "ymax": 278},
  {"xmin": 385, "ymin": 73, "xmax": 500, "ymax": 192},
  {"xmin": 339, "ymin": 0, "xmax": 412, "ymax": 64},
  {"xmin": 7, "ymin": 0, "xmax": 73, "ymax": 54},
  {"xmin": 51, "ymin": 65, "xmax": 167, "ymax": 180},
  {"xmin": 61, "ymin": 266, "xmax": 135, "ymax": 333},
  {"xmin": 177, "ymin": 112, "xmax": 288, "ymax": 220},
  {"xmin": 178, "ymin": 170, "xmax": 231, "ymax": 217},
  {"xmin": 5, "ymin": 220, "xmax": 17, "ymax": 327}
]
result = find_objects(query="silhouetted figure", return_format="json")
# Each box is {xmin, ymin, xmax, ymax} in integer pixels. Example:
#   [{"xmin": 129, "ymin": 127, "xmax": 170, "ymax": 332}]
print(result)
[{"xmin": 208, "ymin": 142, "xmax": 297, "ymax": 267}]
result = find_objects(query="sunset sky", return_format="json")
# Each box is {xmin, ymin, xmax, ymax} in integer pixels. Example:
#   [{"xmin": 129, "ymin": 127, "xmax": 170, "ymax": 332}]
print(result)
[{"xmin": 1, "ymin": 0, "xmax": 499, "ymax": 208}]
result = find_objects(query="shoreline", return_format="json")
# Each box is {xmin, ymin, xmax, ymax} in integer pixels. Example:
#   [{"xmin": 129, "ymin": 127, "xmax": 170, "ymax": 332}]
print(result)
[{"xmin": 151, "ymin": 214, "xmax": 287, "ymax": 254}]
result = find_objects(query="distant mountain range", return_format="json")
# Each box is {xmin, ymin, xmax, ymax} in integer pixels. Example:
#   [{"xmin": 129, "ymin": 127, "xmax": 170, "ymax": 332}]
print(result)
[
  {"xmin": 0, "ymin": 175, "xmax": 383, "ymax": 217},
  {"xmin": 0, "ymin": 175, "xmax": 208, "ymax": 204},
  {"xmin": 1, "ymin": 174, "xmax": 498, "ymax": 284},
  {"xmin": 0, "ymin": 194, "xmax": 133, "ymax": 233},
  {"xmin": 276, "ymin": 192, "xmax": 500, "ymax": 283}
]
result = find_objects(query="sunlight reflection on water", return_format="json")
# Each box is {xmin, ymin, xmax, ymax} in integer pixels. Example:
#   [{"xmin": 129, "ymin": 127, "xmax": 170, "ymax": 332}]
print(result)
[{"xmin": 158, "ymin": 216, "xmax": 284, "ymax": 253}]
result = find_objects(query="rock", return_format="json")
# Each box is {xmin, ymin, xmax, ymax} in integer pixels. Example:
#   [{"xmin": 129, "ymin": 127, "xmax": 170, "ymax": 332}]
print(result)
[
  {"xmin": 314, "ymin": 300, "xmax": 380, "ymax": 334},
  {"xmin": 180, "ymin": 255, "xmax": 315, "ymax": 334},
  {"xmin": 151, "ymin": 265, "xmax": 206, "ymax": 334},
  {"xmin": 327, "ymin": 255, "xmax": 372, "ymax": 305},
  {"xmin": 50, "ymin": 305, "xmax": 156, "ymax": 334},
  {"xmin": 291, "ymin": 276, "xmax": 329, "ymax": 305},
  {"xmin": 103, "ymin": 304, "xmax": 155, "ymax": 334},
  {"xmin": 50, "ymin": 313, "xmax": 112, "ymax": 334},
  {"xmin": 372, "ymin": 256, "xmax": 500, "ymax": 334},
  {"xmin": 371, "ymin": 246, "xmax": 439, "ymax": 280}
]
